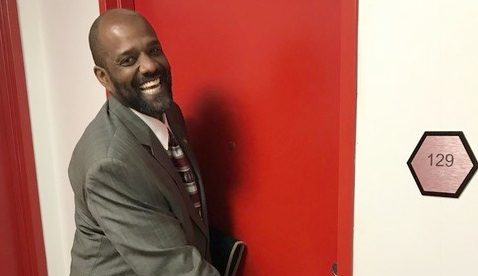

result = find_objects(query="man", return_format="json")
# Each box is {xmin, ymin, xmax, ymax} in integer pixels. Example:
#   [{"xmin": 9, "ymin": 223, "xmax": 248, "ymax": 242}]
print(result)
[{"xmin": 68, "ymin": 9, "xmax": 220, "ymax": 276}]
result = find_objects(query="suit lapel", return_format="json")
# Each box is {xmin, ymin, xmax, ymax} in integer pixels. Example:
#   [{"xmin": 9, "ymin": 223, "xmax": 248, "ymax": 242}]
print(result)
[
  {"xmin": 149, "ymin": 131, "xmax": 209, "ymax": 238},
  {"xmin": 166, "ymin": 111, "xmax": 209, "ymax": 237},
  {"xmin": 165, "ymin": 106, "xmax": 210, "ymax": 226},
  {"xmin": 167, "ymin": 123, "xmax": 209, "ymax": 233},
  {"xmin": 108, "ymin": 96, "xmax": 209, "ymax": 238}
]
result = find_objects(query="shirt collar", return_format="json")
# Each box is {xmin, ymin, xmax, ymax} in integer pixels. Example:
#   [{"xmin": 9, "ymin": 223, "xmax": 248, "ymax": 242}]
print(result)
[{"xmin": 129, "ymin": 108, "xmax": 169, "ymax": 150}]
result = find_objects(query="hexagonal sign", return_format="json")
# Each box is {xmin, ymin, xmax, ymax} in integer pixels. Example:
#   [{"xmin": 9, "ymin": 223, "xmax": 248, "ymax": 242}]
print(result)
[{"xmin": 407, "ymin": 131, "xmax": 478, "ymax": 198}]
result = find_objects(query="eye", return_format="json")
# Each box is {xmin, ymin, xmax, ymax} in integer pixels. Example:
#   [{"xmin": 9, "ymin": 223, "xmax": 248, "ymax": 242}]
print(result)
[
  {"xmin": 149, "ymin": 46, "xmax": 163, "ymax": 56},
  {"xmin": 120, "ymin": 56, "xmax": 137, "ymax": 66}
]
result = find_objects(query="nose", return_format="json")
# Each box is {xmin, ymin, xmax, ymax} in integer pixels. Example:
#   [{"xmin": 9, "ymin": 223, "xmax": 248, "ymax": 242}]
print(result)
[{"xmin": 138, "ymin": 53, "xmax": 159, "ymax": 75}]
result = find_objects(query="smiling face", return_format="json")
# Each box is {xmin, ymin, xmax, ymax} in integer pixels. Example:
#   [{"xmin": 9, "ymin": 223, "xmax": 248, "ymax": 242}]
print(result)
[{"xmin": 93, "ymin": 11, "xmax": 172, "ymax": 117}]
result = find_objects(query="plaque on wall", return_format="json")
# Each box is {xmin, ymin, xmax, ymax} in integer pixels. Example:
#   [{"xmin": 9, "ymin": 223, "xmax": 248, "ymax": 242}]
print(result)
[{"xmin": 407, "ymin": 131, "xmax": 477, "ymax": 198}]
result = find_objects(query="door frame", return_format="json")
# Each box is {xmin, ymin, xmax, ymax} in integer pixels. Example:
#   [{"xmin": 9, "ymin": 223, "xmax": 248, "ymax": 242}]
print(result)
[
  {"xmin": 0, "ymin": 0, "xmax": 48, "ymax": 275},
  {"xmin": 98, "ymin": 1, "xmax": 357, "ymax": 275},
  {"xmin": 337, "ymin": 0, "xmax": 358, "ymax": 275}
]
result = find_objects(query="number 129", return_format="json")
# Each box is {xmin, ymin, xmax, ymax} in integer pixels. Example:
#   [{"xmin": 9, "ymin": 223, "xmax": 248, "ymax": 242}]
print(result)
[{"xmin": 428, "ymin": 153, "xmax": 454, "ymax": 167}]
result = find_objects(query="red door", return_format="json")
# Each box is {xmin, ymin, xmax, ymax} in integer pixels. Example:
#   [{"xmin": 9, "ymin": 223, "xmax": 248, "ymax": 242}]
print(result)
[
  {"xmin": 0, "ymin": 0, "xmax": 47, "ymax": 275},
  {"xmin": 134, "ymin": 1, "xmax": 356, "ymax": 275}
]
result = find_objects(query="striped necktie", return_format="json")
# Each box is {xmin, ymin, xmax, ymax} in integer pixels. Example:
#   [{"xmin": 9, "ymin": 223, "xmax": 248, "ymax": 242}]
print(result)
[{"xmin": 166, "ymin": 129, "xmax": 203, "ymax": 219}]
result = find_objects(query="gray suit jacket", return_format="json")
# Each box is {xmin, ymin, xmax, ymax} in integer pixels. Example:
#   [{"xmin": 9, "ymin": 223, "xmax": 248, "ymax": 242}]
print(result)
[{"xmin": 69, "ymin": 95, "xmax": 220, "ymax": 276}]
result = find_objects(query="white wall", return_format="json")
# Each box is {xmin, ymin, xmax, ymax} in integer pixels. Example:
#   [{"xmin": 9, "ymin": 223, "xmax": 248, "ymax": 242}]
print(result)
[
  {"xmin": 16, "ymin": 1, "xmax": 104, "ymax": 275},
  {"xmin": 356, "ymin": 1, "xmax": 478, "ymax": 275}
]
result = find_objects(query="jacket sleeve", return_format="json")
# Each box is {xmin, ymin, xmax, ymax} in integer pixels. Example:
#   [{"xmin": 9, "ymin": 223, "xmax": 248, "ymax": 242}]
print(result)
[{"xmin": 85, "ymin": 157, "xmax": 220, "ymax": 276}]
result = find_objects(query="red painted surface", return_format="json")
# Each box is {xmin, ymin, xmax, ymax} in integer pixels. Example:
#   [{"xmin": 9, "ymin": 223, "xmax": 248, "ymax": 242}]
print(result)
[
  {"xmin": 135, "ymin": 1, "xmax": 356, "ymax": 275},
  {"xmin": 0, "ymin": 0, "xmax": 47, "ymax": 275}
]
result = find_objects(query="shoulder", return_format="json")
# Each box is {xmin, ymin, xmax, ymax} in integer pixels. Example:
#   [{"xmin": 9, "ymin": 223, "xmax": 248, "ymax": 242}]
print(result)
[
  {"xmin": 68, "ymin": 99, "xmax": 142, "ymax": 179},
  {"xmin": 72, "ymin": 102, "xmax": 117, "ymax": 159}
]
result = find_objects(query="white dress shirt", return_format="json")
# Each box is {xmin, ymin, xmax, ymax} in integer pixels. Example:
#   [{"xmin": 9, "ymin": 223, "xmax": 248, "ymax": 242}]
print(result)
[{"xmin": 130, "ymin": 108, "xmax": 169, "ymax": 150}]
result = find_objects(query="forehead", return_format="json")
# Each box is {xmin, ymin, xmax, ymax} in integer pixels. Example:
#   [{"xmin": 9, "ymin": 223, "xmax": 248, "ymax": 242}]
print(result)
[{"xmin": 99, "ymin": 16, "xmax": 158, "ymax": 54}]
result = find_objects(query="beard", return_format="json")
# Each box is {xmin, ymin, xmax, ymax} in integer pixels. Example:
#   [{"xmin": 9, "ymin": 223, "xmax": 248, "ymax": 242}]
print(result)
[{"xmin": 111, "ymin": 69, "xmax": 173, "ymax": 118}]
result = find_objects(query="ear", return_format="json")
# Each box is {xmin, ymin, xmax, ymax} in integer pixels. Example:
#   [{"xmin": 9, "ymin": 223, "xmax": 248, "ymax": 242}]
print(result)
[{"xmin": 93, "ymin": 66, "xmax": 115, "ymax": 92}]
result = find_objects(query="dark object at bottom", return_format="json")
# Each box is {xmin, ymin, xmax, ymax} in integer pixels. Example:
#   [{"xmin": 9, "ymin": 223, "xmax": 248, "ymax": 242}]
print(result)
[{"xmin": 210, "ymin": 228, "xmax": 245, "ymax": 276}]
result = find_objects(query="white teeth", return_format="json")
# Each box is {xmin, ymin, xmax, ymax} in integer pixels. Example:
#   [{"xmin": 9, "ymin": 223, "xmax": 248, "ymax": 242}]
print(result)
[
  {"xmin": 141, "ymin": 85, "xmax": 161, "ymax": 95},
  {"xmin": 139, "ymin": 78, "xmax": 160, "ymax": 89}
]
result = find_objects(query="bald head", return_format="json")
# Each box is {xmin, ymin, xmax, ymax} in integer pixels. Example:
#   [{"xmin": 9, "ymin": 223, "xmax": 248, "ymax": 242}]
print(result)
[
  {"xmin": 88, "ymin": 9, "xmax": 172, "ymax": 116},
  {"xmin": 88, "ymin": 9, "xmax": 153, "ymax": 68}
]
